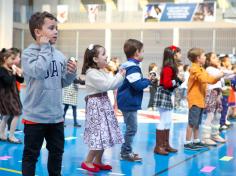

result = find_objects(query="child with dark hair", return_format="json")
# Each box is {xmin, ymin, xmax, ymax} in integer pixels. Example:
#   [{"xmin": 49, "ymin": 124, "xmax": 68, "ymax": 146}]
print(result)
[
  {"xmin": 63, "ymin": 59, "xmax": 85, "ymax": 128},
  {"xmin": 219, "ymin": 55, "xmax": 233, "ymax": 129},
  {"xmin": 6, "ymin": 47, "xmax": 22, "ymax": 139},
  {"xmin": 202, "ymin": 52, "xmax": 226, "ymax": 145},
  {"xmin": 154, "ymin": 45, "xmax": 182, "ymax": 155},
  {"xmin": 21, "ymin": 11, "xmax": 77, "ymax": 176},
  {"xmin": 0, "ymin": 48, "xmax": 24, "ymax": 143},
  {"xmin": 117, "ymin": 39, "xmax": 152, "ymax": 161},
  {"xmin": 147, "ymin": 63, "xmax": 159, "ymax": 111},
  {"xmin": 81, "ymin": 44, "xmax": 125, "ymax": 172}
]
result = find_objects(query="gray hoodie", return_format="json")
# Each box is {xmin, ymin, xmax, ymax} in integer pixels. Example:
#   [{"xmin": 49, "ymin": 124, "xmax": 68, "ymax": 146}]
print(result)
[{"xmin": 22, "ymin": 43, "xmax": 76, "ymax": 123}]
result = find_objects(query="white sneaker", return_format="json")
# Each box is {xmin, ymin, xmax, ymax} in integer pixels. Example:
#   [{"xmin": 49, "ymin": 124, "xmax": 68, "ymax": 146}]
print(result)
[
  {"xmin": 202, "ymin": 138, "xmax": 217, "ymax": 146},
  {"xmin": 212, "ymin": 135, "xmax": 226, "ymax": 143},
  {"xmin": 220, "ymin": 125, "xmax": 228, "ymax": 130},
  {"xmin": 147, "ymin": 107, "xmax": 153, "ymax": 111},
  {"xmin": 225, "ymin": 120, "xmax": 231, "ymax": 126}
]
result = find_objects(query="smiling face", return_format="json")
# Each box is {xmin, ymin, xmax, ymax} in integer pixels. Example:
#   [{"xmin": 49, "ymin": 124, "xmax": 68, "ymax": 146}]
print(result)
[
  {"xmin": 93, "ymin": 47, "xmax": 108, "ymax": 69},
  {"xmin": 35, "ymin": 18, "xmax": 58, "ymax": 44},
  {"xmin": 210, "ymin": 53, "xmax": 220, "ymax": 67},
  {"xmin": 13, "ymin": 53, "xmax": 21, "ymax": 66}
]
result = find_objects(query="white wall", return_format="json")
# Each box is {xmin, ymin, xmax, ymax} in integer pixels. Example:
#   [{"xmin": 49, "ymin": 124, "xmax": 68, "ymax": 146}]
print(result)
[{"xmin": 0, "ymin": 0, "xmax": 13, "ymax": 49}]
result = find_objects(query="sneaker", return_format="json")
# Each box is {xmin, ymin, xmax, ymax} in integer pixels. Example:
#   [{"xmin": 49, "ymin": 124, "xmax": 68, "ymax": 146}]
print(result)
[
  {"xmin": 225, "ymin": 120, "xmax": 231, "ymax": 126},
  {"xmin": 184, "ymin": 143, "xmax": 200, "ymax": 150},
  {"xmin": 121, "ymin": 153, "xmax": 142, "ymax": 162},
  {"xmin": 220, "ymin": 125, "xmax": 228, "ymax": 130},
  {"xmin": 193, "ymin": 142, "xmax": 209, "ymax": 149},
  {"xmin": 212, "ymin": 135, "xmax": 226, "ymax": 143},
  {"xmin": 202, "ymin": 138, "xmax": 217, "ymax": 146}
]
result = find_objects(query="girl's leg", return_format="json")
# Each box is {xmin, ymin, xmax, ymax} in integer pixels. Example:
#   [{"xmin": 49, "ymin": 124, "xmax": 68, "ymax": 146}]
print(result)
[
  {"xmin": 81, "ymin": 150, "xmax": 100, "ymax": 172},
  {"xmin": 202, "ymin": 113, "xmax": 216, "ymax": 145},
  {"xmin": 0, "ymin": 115, "xmax": 10, "ymax": 140},
  {"xmin": 63, "ymin": 104, "xmax": 69, "ymax": 127},
  {"xmin": 85, "ymin": 150, "xmax": 97, "ymax": 168},
  {"xmin": 72, "ymin": 105, "xmax": 80, "ymax": 127},
  {"xmin": 63, "ymin": 104, "xmax": 69, "ymax": 120},
  {"xmin": 93, "ymin": 150, "xmax": 112, "ymax": 170},
  {"xmin": 94, "ymin": 150, "xmax": 104, "ymax": 164},
  {"xmin": 163, "ymin": 111, "xmax": 177, "ymax": 152},
  {"xmin": 9, "ymin": 116, "xmax": 21, "ymax": 143},
  {"xmin": 211, "ymin": 112, "xmax": 226, "ymax": 143}
]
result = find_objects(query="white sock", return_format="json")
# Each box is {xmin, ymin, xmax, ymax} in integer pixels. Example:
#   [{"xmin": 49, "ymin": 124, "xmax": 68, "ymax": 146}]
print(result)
[
  {"xmin": 185, "ymin": 140, "xmax": 192, "ymax": 144},
  {"xmin": 193, "ymin": 139, "xmax": 200, "ymax": 143}
]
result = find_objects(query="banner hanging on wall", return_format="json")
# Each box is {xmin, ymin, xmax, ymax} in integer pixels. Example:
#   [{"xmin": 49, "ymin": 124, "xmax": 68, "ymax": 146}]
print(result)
[
  {"xmin": 57, "ymin": 5, "xmax": 68, "ymax": 23},
  {"xmin": 144, "ymin": 2, "xmax": 216, "ymax": 22}
]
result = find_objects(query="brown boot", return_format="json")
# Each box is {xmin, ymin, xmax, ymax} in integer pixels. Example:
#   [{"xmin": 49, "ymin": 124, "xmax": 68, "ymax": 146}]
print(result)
[
  {"xmin": 154, "ymin": 130, "xmax": 168, "ymax": 155},
  {"xmin": 164, "ymin": 129, "xmax": 178, "ymax": 153}
]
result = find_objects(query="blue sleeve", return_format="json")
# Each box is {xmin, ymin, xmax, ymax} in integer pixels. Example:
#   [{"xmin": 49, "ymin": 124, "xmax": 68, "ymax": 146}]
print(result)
[{"xmin": 126, "ymin": 66, "xmax": 151, "ymax": 91}]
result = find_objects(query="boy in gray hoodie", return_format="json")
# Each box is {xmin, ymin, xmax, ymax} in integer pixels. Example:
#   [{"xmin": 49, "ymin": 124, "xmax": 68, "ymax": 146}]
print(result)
[{"xmin": 21, "ymin": 12, "xmax": 77, "ymax": 176}]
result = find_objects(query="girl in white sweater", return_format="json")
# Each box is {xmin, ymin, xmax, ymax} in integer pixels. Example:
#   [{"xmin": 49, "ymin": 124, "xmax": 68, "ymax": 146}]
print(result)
[
  {"xmin": 80, "ymin": 44, "xmax": 125, "ymax": 173},
  {"xmin": 203, "ymin": 52, "xmax": 227, "ymax": 145}
]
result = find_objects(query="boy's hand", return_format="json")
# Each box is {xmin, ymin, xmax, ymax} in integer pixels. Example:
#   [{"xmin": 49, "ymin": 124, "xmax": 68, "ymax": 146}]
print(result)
[
  {"xmin": 119, "ymin": 68, "xmax": 126, "ymax": 77},
  {"xmin": 39, "ymin": 36, "xmax": 50, "ymax": 44},
  {"xmin": 67, "ymin": 59, "xmax": 77, "ymax": 74}
]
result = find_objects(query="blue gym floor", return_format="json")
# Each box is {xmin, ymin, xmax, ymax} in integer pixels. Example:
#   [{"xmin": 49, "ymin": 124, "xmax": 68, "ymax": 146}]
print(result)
[{"xmin": 0, "ymin": 88, "xmax": 235, "ymax": 176}]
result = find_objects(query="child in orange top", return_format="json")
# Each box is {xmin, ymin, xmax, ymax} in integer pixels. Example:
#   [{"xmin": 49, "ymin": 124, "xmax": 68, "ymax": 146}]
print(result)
[{"xmin": 184, "ymin": 48, "xmax": 224, "ymax": 150}]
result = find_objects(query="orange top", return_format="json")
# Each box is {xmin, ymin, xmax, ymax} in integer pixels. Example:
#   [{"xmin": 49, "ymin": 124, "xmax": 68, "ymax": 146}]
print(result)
[
  {"xmin": 187, "ymin": 63, "xmax": 219, "ymax": 108},
  {"xmin": 16, "ymin": 81, "xmax": 21, "ymax": 91}
]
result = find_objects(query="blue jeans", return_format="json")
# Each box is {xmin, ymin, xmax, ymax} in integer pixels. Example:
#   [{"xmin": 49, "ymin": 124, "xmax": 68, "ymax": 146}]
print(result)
[
  {"xmin": 220, "ymin": 96, "xmax": 228, "ymax": 126},
  {"xmin": 121, "ymin": 111, "xmax": 137, "ymax": 155}
]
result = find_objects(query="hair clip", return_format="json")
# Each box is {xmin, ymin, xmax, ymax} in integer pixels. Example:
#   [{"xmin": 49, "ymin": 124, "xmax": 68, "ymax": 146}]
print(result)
[
  {"xmin": 169, "ymin": 45, "xmax": 177, "ymax": 52},
  {"xmin": 88, "ymin": 44, "xmax": 94, "ymax": 50}
]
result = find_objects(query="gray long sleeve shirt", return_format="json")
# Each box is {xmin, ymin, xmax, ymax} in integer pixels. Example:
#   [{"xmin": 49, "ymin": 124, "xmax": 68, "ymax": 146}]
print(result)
[{"xmin": 22, "ymin": 43, "xmax": 76, "ymax": 123}]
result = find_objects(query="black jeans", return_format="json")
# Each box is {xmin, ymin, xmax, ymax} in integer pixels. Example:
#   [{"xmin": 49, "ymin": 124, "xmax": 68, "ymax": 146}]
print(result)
[{"xmin": 22, "ymin": 122, "xmax": 64, "ymax": 176}]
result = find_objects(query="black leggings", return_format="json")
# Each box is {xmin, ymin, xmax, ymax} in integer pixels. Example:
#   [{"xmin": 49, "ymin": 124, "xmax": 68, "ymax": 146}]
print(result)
[{"xmin": 63, "ymin": 104, "xmax": 78, "ymax": 125}]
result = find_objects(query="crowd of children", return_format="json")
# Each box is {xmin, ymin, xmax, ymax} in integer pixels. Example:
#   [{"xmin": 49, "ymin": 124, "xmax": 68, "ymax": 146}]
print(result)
[{"xmin": 0, "ymin": 11, "xmax": 236, "ymax": 175}]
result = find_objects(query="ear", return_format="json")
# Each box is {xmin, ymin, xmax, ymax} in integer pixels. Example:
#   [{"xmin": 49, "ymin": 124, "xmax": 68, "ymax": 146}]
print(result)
[
  {"xmin": 134, "ymin": 50, "xmax": 139, "ymax": 58},
  {"xmin": 93, "ymin": 57, "xmax": 98, "ymax": 63},
  {"xmin": 34, "ymin": 28, "xmax": 42, "ymax": 38}
]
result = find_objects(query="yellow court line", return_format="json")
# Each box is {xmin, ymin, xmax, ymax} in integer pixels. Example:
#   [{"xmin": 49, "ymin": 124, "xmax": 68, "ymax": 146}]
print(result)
[{"xmin": 0, "ymin": 167, "xmax": 22, "ymax": 175}]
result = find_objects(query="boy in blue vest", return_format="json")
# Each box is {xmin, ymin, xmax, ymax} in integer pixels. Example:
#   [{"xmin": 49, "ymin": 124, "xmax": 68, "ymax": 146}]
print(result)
[
  {"xmin": 21, "ymin": 12, "xmax": 77, "ymax": 176},
  {"xmin": 117, "ymin": 39, "xmax": 151, "ymax": 161}
]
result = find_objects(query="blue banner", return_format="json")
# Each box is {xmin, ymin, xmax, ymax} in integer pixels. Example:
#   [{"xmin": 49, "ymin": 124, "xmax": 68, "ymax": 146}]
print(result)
[
  {"xmin": 144, "ymin": 2, "xmax": 216, "ymax": 22},
  {"xmin": 160, "ymin": 3, "xmax": 196, "ymax": 22}
]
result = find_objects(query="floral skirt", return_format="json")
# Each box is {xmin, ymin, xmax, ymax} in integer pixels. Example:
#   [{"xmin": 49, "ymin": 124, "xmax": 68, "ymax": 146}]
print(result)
[
  {"xmin": 205, "ymin": 89, "xmax": 222, "ymax": 113},
  {"xmin": 83, "ymin": 94, "xmax": 123, "ymax": 150}
]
